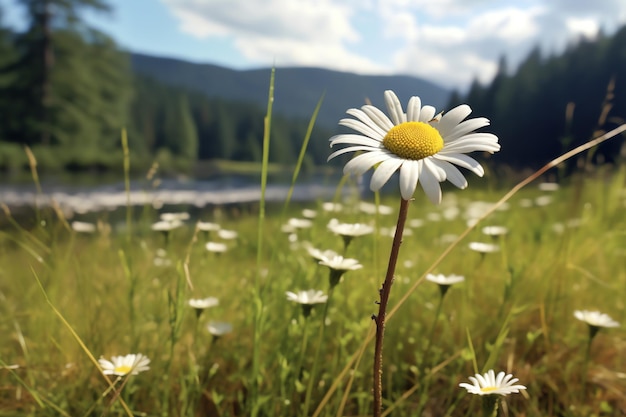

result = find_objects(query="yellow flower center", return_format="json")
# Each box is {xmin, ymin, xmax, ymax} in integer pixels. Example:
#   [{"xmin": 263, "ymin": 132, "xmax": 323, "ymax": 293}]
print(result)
[
  {"xmin": 115, "ymin": 365, "xmax": 132, "ymax": 375},
  {"xmin": 480, "ymin": 386, "xmax": 498, "ymax": 393},
  {"xmin": 382, "ymin": 121, "xmax": 444, "ymax": 160}
]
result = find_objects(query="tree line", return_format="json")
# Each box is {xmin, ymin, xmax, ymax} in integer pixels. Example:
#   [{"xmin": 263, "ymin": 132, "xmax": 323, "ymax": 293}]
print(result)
[
  {"xmin": 0, "ymin": 0, "xmax": 331, "ymax": 175},
  {"xmin": 450, "ymin": 26, "xmax": 626, "ymax": 170}
]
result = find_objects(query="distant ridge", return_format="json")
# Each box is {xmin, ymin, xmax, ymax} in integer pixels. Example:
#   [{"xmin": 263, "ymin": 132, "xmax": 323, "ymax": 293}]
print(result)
[{"xmin": 130, "ymin": 53, "xmax": 451, "ymax": 128}]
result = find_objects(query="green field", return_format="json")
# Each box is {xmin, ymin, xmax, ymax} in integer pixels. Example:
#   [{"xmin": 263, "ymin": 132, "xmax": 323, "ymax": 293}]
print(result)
[{"xmin": 1, "ymin": 161, "xmax": 625, "ymax": 417}]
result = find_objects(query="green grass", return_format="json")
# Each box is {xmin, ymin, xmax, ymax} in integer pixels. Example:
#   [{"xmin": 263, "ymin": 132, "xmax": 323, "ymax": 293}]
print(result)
[{"xmin": 1, "ymin": 162, "xmax": 625, "ymax": 416}]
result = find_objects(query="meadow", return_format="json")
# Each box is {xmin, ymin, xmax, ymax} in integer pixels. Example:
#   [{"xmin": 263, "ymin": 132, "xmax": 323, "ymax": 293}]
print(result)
[{"xmin": 1, "ymin": 156, "xmax": 625, "ymax": 416}]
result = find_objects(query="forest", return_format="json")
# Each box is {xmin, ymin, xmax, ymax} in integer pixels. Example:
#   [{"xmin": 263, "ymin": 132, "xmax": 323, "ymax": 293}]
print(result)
[{"xmin": 0, "ymin": 0, "xmax": 625, "ymax": 175}]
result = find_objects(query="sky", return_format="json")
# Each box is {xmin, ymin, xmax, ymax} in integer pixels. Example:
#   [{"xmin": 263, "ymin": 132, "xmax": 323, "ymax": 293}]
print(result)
[{"xmin": 1, "ymin": 0, "xmax": 626, "ymax": 90}]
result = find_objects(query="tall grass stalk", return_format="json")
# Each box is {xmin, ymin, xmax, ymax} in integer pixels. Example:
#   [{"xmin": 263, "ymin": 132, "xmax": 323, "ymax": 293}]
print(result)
[
  {"xmin": 121, "ymin": 129, "xmax": 132, "ymax": 243},
  {"xmin": 250, "ymin": 67, "xmax": 275, "ymax": 417}
]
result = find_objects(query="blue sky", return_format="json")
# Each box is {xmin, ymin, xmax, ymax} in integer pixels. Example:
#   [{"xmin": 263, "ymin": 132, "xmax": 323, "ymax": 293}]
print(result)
[{"xmin": 1, "ymin": 0, "xmax": 625, "ymax": 90}]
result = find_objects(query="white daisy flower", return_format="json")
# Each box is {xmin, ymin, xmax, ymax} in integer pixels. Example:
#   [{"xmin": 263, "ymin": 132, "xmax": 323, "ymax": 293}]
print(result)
[
  {"xmin": 207, "ymin": 321, "xmax": 233, "ymax": 336},
  {"xmin": 318, "ymin": 255, "xmax": 363, "ymax": 272},
  {"xmin": 358, "ymin": 201, "xmax": 394, "ymax": 215},
  {"xmin": 468, "ymin": 241, "xmax": 500, "ymax": 254},
  {"xmin": 151, "ymin": 220, "xmax": 183, "ymax": 232},
  {"xmin": 188, "ymin": 297, "xmax": 219, "ymax": 309},
  {"xmin": 327, "ymin": 220, "xmax": 374, "ymax": 238},
  {"xmin": 302, "ymin": 209, "xmax": 318, "ymax": 219},
  {"xmin": 98, "ymin": 353, "xmax": 150, "ymax": 376},
  {"xmin": 322, "ymin": 202, "xmax": 343, "ymax": 212},
  {"xmin": 197, "ymin": 221, "xmax": 220, "ymax": 232},
  {"xmin": 160, "ymin": 212, "xmax": 190, "ymax": 222},
  {"xmin": 71, "ymin": 221, "xmax": 97, "ymax": 233},
  {"xmin": 538, "ymin": 182, "xmax": 560, "ymax": 192},
  {"xmin": 304, "ymin": 245, "xmax": 340, "ymax": 262},
  {"xmin": 287, "ymin": 218, "xmax": 314, "ymax": 229},
  {"xmin": 328, "ymin": 90, "xmax": 500, "ymax": 204},
  {"xmin": 217, "ymin": 229, "xmax": 238, "ymax": 240},
  {"xmin": 574, "ymin": 310, "xmax": 620, "ymax": 328},
  {"xmin": 286, "ymin": 290, "xmax": 328, "ymax": 305},
  {"xmin": 206, "ymin": 242, "xmax": 228, "ymax": 253},
  {"xmin": 482, "ymin": 226, "xmax": 509, "ymax": 237},
  {"xmin": 459, "ymin": 369, "xmax": 527, "ymax": 396},
  {"xmin": 426, "ymin": 273, "xmax": 465, "ymax": 286}
]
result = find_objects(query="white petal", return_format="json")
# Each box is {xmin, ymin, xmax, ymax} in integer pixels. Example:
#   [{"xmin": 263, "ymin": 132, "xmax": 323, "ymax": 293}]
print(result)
[
  {"xmin": 330, "ymin": 134, "xmax": 383, "ymax": 148},
  {"xmin": 338, "ymin": 119, "xmax": 385, "ymax": 140},
  {"xmin": 345, "ymin": 109, "xmax": 388, "ymax": 139},
  {"xmin": 431, "ymin": 159, "xmax": 468, "ymax": 189},
  {"xmin": 406, "ymin": 96, "xmax": 422, "ymax": 122},
  {"xmin": 328, "ymin": 145, "xmax": 377, "ymax": 161},
  {"xmin": 434, "ymin": 153, "xmax": 484, "ymax": 176},
  {"xmin": 441, "ymin": 133, "xmax": 500, "ymax": 153},
  {"xmin": 423, "ymin": 157, "xmax": 446, "ymax": 181},
  {"xmin": 370, "ymin": 158, "xmax": 403, "ymax": 192},
  {"xmin": 399, "ymin": 160, "xmax": 419, "ymax": 200},
  {"xmin": 437, "ymin": 104, "xmax": 471, "ymax": 136},
  {"xmin": 344, "ymin": 151, "xmax": 392, "ymax": 176},
  {"xmin": 419, "ymin": 162, "xmax": 442, "ymax": 204},
  {"xmin": 361, "ymin": 105, "xmax": 394, "ymax": 131},
  {"xmin": 419, "ymin": 105, "xmax": 436, "ymax": 122},
  {"xmin": 384, "ymin": 90, "xmax": 406, "ymax": 125},
  {"xmin": 444, "ymin": 118, "xmax": 490, "ymax": 142}
]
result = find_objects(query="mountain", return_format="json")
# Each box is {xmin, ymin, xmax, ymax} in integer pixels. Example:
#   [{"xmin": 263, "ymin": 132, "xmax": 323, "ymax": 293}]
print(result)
[{"xmin": 130, "ymin": 53, "xmax": 451, "ymax": 129}]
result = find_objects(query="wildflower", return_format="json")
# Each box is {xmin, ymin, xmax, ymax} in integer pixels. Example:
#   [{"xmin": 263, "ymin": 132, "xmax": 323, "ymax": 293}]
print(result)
[
  {"xmin": 322, "ymin": 202, "xmax": 343, "ymax": 212},
  {"xmin": 71, "ymin": 221, "xmax": 96, "ymax": 233},
  {"xmin": 189, "ymin": 297, "xmax": 219, "ymax": 309},
  {"xmin": 217, "ymin": 229, "xmax": 238, "ymax": 240},
  {"xmin": 286, "ymin": 290, "xmax": 328, "ymax": 317},
  {"xmin": 318, "ymin": 255, "xmax": 362, "ymax": 288},
  {"xmin": 468, "ymin": 241, "xmax": 500, "ymax": 254},
  {"xmin": 358, "ymin": 201, "xmax": 393, "ymax": 215},
  {"xmin": 328, "ymin": 90, "xmax": 499, "ymax": 204},
  {"xmin": 426, "ymin": 273, "xmax": 464, "ymax": 297},
  {"xmin": 304, "ymin": 245, "xmax": 339, "ymax": 263},
  {"xmin": 197, "ymin": 221, "xmax": 220, "ymax": 232},
  {"xmin": 98, "ymin": 353, "xmax": 150, "ymax": 376},
  {"xmin": 207, "ymin": 321, "xmax": 233, "ymax": 337},
  {"xmin": 151, "ymin": 220, "xmax": 182, "ymax": 232},
  {"xmin": 206, "ymin": 242, "xmax": 228, "ymax": 254},
  {"xmin": 287, "ymin": 218, "xmax": 314, "ymax": 229},
  {"xmin": 482, "ymin": 226, "xmax": 508, "ymax": 238},
  {"xmin": 302, "ymin": 209, "xmax": 317, "ymax": 218},
  {"xmin": 575, "ymin": 309, "xmax": 619, "ymax": 341},
  {"xmin": 160, "ymin": 212, "xmax": 190, "ymax": 222},
  {"xmin": 459, "ymin": 369, "xmax": 527, "ymax": 396},
  {"xmin": 327, "ymin": 219, "xmax": 374, "ymax": 249},
  {"xmin": 538, "ymin": 182, "xmax": 559, "ymax": 192}
]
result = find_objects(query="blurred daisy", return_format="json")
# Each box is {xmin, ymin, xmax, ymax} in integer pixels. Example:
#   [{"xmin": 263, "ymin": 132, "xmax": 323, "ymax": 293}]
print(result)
[
  {"xmin": 206, "ymin": 241, "xmax": 228, "ymax": 253},
  {"xmin": 286, "ymin": 290, "xmax": 328, "ymax": 305},
  {"xmin": 98, "ymin": 353, "xmax": 150, "ymax": 376},
  {"xmin": 319, "ymin": 255, "xmax": 363, "ymax": 288},
  {"xmin": 538, "ymin": 182, "xmax": 560, "ymax": 192},
  {"xmin": 71, "ymin": 221, "xmax": 96, "ymax": 233},
  {"xmin": 482, "ymin": 226, "xmax": 508, "ymax": 238},
  {"xmin": 207, "ymin": 321, "xmax": 233, "ymax": 337},
  {"xmin": 327, "ymin": 220, "xmax": 374, "ymax": 249},
  {"xmin": 358, "ymin": 201, "xmax": 393, "ymax": 215},
  {"xmin": 302, "ymin": 209, "xmax": 318, "ymax": 219},
  {"xmin": 197, "ymin": 221, "xmax": 220, "ymax": 232},
  {"xmin": 188, "ymin": 297, "xmax": 219, "ymax": 318},
  {"xmin": 459, "ymin": 369, "xmax": 526, "ymax": 396},
  {"xmin": 151, "ymin": 220, "xmax": 182, "ymax": 232},
  {"xmin": 469, "ymin": 241, "xmax": 500, "ymax": 254},
  {"xmin": 328, "ymin": 90, "xmax": 500, "ymax": 204},
  {"xmin": 287, "ymin": 218, "xmax": 314, "ymax": 229},
  {"xmin": 217, "ymin": 229, "xmax": 238, "ymax": 240},
  {"xmin": 322, "ymin": 202, "xmax": 343, "ymax": 212},
  {"xmin": 574, "ymin": 310, "xmax": 619, "ymax": 329},
  {"xmin": 426, "ymin": 273, "xmax": 465, "ymax": 297},
  {"xmin": 160, "ymin": 212, "xmax": 190, "ymax": 222},
  {"xmin": 305, "ymin": 245, "xmax": 340, "ymax": 263}
]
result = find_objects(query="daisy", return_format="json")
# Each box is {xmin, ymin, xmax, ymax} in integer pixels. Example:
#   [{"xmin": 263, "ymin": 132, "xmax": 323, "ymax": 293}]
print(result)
[
  {"xmin": 160, "ymin": 212, "xmax": 190, "ymax": 222},
  {"xmin": 71, "ymin": 221, "xmax": 97, "ymax": 233},
  {"xmin": 287, "ymin": 218, "xmax": 314, "ymax": 229},
  {"xmin": 327, "ymin": 220, "xmax": 374, "ymax": 248},
  {"xmin": 538, "ymin": 182, "xmax": 560, "ymax": 192},
  {"xmin": 98, "ymin": 353, "xmax": 151, "ymax": 376},
  {"xmin": 188, "ymin": 297, "xmax": 219, "ymax": 309},
  {"xmin": 482, "ymin": 226, "xmax": 509, "ymax": 237},
  {"xmin": 217, "ymin": 229, "xmax": 238, "ymax": 240},
  {"xmin": 426, "ymin": 273, "xmax": 465, "ymax": 297},
  {"xmin": 459, "ymin": 369, "xmax": 527, "ymax": 396},
  {"xmin": 304, "ymin": 245, "xmax": 339, "ymax": 263},
  {"xmin": 468, "ymin": 241, "xmax": 500, "ymax": 254},
  {"xmin": 206, "ymin": 241, "xmax": 228, "ymax": 253},
  {"xmin": 197, "ymin": 221, "xmax": 220, "ymax": 232},
  {"xmin": 287, "ymin": 289, "xmax": 328, "ymax": 317},
  {"xmin": 328, "ymin": 90, "xmax": 500, "ymax": 204},
  {"xmin": 151, "ymin": 220, "xmax": 182, "ymax": 232},
  {"xmin": 302, "ymin": 209, "xmax": 318, "ymax": 219},
  {"xmin": 319, "ymin": 254, "xmax": 363, "ymax": 288},
  {"xmin": 286, "ymin": 290, "xmax": 328, "ymax": 305},
  {"xmin": 574, "ymin": 310, "xmax": 619, "ymax": 329},
  {"xmin": 207, "ymin": 321, "xmax": 233, "ymax": 337}
]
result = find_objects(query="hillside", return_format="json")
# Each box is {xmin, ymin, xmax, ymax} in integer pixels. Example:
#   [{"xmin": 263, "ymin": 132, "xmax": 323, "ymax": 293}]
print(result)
[{"xmin": 130, "ymin": 53, "xmax": 451, "ymax": 129}]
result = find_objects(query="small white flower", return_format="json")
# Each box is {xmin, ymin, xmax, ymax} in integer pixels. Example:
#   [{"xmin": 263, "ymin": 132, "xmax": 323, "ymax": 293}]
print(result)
[
  {"xmin": 151, "ymin": 220, "xmax": 183, "ymax": 232},
  {"xmin": 305, "ymin": 245, "xmax": 340, "ymax": 262},
  {"xmin": 574, "ymin": 310, "xmax": 620, "ymax": 328},
  {"xmin": 217, "ymin": 229, "xmax": 238, "ymax": 240},
  {"xmin": 188, "ymin": 297, "xmax": 219, "ymax": 309},
  {"xmin": 327, "ymin": 220, "xmax": 374, "ymax": 237},
  {"xmin": 197, "ymin": 221, "xmax": 220, "ymax": 232},
  {"xmin": 538, "ymin": 182, "xmax": 560, "ymax": 192},
  {"xmin": 318, "ymin": 255, "xmax": 363, "ymax": 272},
  {"xmin": 426, "ymin": 273, "xmax": 465, "ymax": 286},
  {"xmin": 322, "ymin": 202, "xmax": 343, "ymax": 212},
  {"xmin": 328, "ymin": 90, "xmax": 500, "ymax": 204},
  {"xmin": 160, "ymin": 212, "xmax": 190, "ymax": 222},
  {"xmin": 207, "ymin": 321, "xmax": 233, "ymax": 336},
  {"xmin": 71, "ymin": 221, "xmax": 96, "ymax": 233},
  {"xmin": 287, "ymin": 218, "xmax": 313, "ymax": 229},
  {"xmin": 535, "ymin": 195, "xmax": 553, "ymax": 207},
  {"xmin": 206, "ymin": 242, "xmax": 228, "ymax": 253},
  {"xmin": 482, "ymin": 226, "xmax": 509, "ymax": 237},
  {"xmin": 358, "ymin": 201, "xmax": 393, "ymax": 215},
  {"xmin": 98, "ymin": 353, "xmax": 150, "ymax": 376},
  {"xmin": 459, "ymin": 369, "xmax": 527, "ymax": 396},
  {"xmin": 302, "ymin": 209, "xmax": 318, "ymax": 218},
  {"xmin": 468, "ymin": 241, "xmax": 500, "ymax": 254},
  {"xmin": 286, "ymin": 290, "xmax": 328, "ymax": 305}
]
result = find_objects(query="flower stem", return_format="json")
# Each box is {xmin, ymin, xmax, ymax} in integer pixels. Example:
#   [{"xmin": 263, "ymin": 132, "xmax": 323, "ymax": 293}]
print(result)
[{"xmin": 373, "ymin": 197, "xmax": 410, "ymax": 417}]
